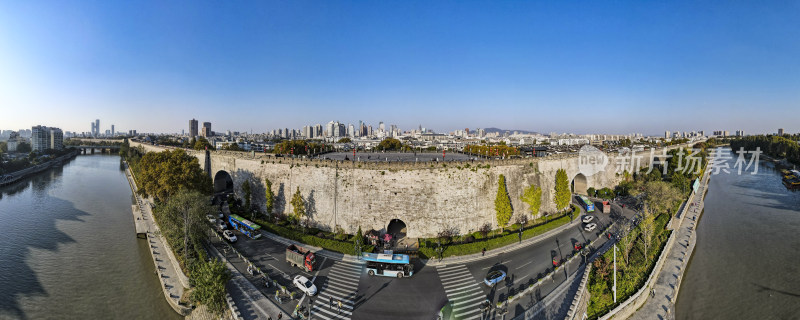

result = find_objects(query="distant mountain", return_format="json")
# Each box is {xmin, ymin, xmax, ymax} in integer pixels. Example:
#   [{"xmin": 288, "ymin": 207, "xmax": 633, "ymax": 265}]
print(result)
[{"xmin": 482, "ymin": 127, "xmax": 539, "ymax": 135}]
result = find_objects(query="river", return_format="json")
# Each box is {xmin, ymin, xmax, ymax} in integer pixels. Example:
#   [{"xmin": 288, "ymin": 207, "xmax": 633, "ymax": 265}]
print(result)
[
  {"xmin": 676, "ymin": 150, "xmax": 800, "ymax": 319},
  {"xmin": 0, "ymin": 154, "xmax": 180, "ymax": 320}
]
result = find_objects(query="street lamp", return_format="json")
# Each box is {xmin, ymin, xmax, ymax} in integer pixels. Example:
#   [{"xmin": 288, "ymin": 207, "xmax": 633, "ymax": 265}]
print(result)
[{"xmin": 613, "ymin": 244, "xmax": 618, "ymax": 303}]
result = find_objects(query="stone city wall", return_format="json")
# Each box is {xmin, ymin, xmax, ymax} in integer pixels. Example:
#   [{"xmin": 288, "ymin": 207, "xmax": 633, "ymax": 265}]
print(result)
[{"xmin": 132, "ymin": 142, "xmax": 691, "ymax": 238}]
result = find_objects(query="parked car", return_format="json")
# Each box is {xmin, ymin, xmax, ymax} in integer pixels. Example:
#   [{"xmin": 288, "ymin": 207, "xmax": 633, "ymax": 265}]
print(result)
[
  {"xmin": 293, "ymin": 275, "xmax": 317, "ymax": 296},
  {"xmin": 584, "ymin": 223, "xmax": 597, "ymax": 232},
  {"xmin": 207, "ymin": 215, "xmax": 216, "ymax": 224},
  {"xmin": 217, "ymin": 210, "xmax": 224, "ymax": 219},
  {"xmin": 223, "ymin": 230, "xmax": 238, "ymax": 242},
  {"xmin": 483, "ymin": 270, "xmax": 507, "ymax": 286},
  {"xmin": 581, "ymin": 215, "xmax": 594, "ymax": 223},
  {"xmin": 216, "ymin": 220, "xmax": 227, "ymax": 230}
]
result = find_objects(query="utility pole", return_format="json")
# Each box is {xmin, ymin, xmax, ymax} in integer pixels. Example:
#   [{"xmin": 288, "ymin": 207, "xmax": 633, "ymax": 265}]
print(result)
[{"xmin": 613, "ymin": 244, "xmax": 617, "ymax": 303}]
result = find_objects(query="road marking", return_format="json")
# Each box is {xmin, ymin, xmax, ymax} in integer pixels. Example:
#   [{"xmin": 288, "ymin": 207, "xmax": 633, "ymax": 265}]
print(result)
[
  {"xmin": 440, "ymin": 271, "xmax": 474, "ymax": 282},
  {"xmin": 516, "ymin": 260, "xmax": 534, "ymax": 269},
  {"xmin": 481, "ymin": 261, "xmax": 511, "ymax": 269}
]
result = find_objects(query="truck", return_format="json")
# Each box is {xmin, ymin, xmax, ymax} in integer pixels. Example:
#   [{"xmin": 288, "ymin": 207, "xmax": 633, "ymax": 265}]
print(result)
[
  {"xmin": 286, "ymin": 244, "xmax": 316, "ymax": 272},
  {"xmin": 600, "ymin": 201, "xmax": 611, "ymax": 214}
]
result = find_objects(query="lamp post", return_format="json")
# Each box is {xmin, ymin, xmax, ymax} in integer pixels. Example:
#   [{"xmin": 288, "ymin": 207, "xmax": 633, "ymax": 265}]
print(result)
[{"xmin": 613, "ymin": 244, "xmax": 618, "ymax": 303}]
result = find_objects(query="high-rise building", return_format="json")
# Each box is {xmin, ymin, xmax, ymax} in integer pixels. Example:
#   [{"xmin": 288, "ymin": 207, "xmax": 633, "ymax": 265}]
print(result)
[
  {"xmin": 190, "ymin": 119, "xmax": 199, "ymax": 137},
  {"xmin": 31, "ymin": 125, "xmax": 63, "ymax": 152},
  {"xmin": 348, "ymin": 124, "xmax": 355, "ymax": 138},
  {"xmin": 778, "ymin": 128, "xmax": 784, "ymax": 136},
  {"xmin": 95, "ymin": 119, "xmax": 100, "ymax": 137},
  {"xmin": 665, "ymin": 131, "xmax": 671, "ymax": 139},
  {"xmin": 379, "ymin": 122, "xmax": 385, "ymax": 133},
  {"xmin": 202, "ymin": 122, "xmax": 212, "ymax": 137}
]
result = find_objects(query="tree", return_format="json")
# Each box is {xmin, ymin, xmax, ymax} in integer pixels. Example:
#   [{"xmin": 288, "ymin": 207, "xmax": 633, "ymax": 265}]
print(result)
[
  {"xmin": 17, "ymin": 142, "xmax": 31, "ymax": 153},
  {"xmin": 554, "ymin": 169, "xmax": 570, "ymax": 212},
  {"xmin": 520, "ymin": 184, "xmax": 542, "ymax": 218},
  {"xmin": 337, "ymin": 137, "xmax": 352, "ymax": 143},
  {"xmin": 494, "ymin": 174, "xmax": 512, "ymax": 231},
  {"xmin": 639, "ymin": 205, "xmax": 658, "ymax": 259},
  {"xmin": 241, "ymin": 180, "xmax": 252, "ymax": 216},
  {"xmin": 376, "ymin": 138, "xmax": 402, "ymax": 151},
  {"xmin": 616, "ymin": 220, "xmax": 636, "ymax": 265},
  {"xmin": 222, "ymin": 143, "xmax": 243, "ymax": 151},
  {"xmin": 154, "ymin": 189, "xmax": 213, "ymax": 266},
  {"xmin": 135, "ymin": 149, "xmax": 212, "ymax": 202},
  {"xmin": 0, "ymin": 141, "xmax": 7, "ymax": 153},
  {"xmin": 190, "ymin": 259, "xmax": 231, "ymax": 315},
  {"xmin": 586, "ymin": 187, "xmax": 596, "ymax": 197},
  {"xmin": 193, "ymin": 136, "xmax": 213, "ymax": 151},
  {"xmin": 265, "ymin": 178, "xmax": 274, "ymax": 216},
  {"xmin": 642, "ymin": 181, "xmax": 681, "ymax": 217},
  {"xmin": 290, "ymin": 187, "xmax": 306, "ymax": 221}
]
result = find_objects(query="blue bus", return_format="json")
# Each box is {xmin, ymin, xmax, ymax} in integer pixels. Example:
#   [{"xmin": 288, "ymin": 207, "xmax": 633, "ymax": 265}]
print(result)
[
  {"xmin": 362, "ymin": 252, "xmax": 414, "ymax": 278},
  {"xmin": 578, "ymin": 195, "xmax": 595, "ymax": 212},
  {"xmin": 228, "ymin": 214, "xmax": 262, "ymax": 239}
]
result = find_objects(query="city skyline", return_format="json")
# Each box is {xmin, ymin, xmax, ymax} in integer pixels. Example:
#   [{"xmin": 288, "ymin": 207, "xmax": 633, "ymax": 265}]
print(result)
[{"xmin": 1, "ymin": 1, "xmax": 799, "ymax": 135}]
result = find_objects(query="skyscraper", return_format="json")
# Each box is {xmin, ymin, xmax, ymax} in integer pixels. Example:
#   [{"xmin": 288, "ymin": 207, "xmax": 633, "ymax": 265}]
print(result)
[
  {"xmin": 95, "ymin": 119, "xmax": 100, "ymax": 137},
  {"xmin": 190, "ymin": 119, "xmax": 199, "ymax": 137},
  {"xmin": 778, "ymin": 128, "xmax": 784, "ymax": 136},
  {"xmin": 202, "ymin": 122, "xmax": 211, "ymax": 137},
  {"xmin": 111, "ymin": 125, "xmax": 115, "ymax": 136}
]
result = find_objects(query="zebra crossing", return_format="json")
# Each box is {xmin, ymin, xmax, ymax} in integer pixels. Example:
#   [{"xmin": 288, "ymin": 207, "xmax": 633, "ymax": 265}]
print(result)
[
  {"xmin": 437, "ymin": 264, "xmax": 485, "ymax": 320},
  {"xmin": 311, "ymin": 260, "xmax": 363, "ymax": 320}
]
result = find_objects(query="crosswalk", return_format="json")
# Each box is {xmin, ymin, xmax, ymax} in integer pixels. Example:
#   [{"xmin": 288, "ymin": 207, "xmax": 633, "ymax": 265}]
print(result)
[
  {"xmin": 311, "ymin": 260, "xmax": 363, "ymax": 320},
  {"xmin": 437, "ymin": 264, "xmax": 485, "ymax": 320}
]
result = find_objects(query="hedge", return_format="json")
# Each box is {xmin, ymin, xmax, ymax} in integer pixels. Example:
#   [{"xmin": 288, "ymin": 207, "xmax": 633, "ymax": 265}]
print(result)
[
  {"xmin": 419, "ymin": 213, "xmax": 573, "ymax": 258},
  {"xmin": 253, "ymin": 218, "xmax": 374, "ymax": 256}
]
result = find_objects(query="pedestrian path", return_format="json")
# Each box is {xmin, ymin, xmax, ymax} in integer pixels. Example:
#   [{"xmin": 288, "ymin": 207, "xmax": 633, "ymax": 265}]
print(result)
[
  {"xmin": 629, "ymin": 165, "xmax": 710, "ymax": 320},
  {"xmin": 437, "ymin": 264, "xmax": 485, "ymax": 320},
  {"xmin": 311, "ymin": 260, "xmax": 363, "ymax": 320}
]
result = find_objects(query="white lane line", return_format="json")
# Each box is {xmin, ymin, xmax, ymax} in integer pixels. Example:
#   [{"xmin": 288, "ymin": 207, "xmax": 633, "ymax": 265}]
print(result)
[
  {"xmin": 329, "ymin": 268, "xmax": 361, "ymax": 278},
  {"xmin": 230, "ymin": 276, "xmax": 270, "ymax": 318},
  {"xmin": 444, "ymin": 282, "xmax": 481, "ymax": 295},
  {"xmin": 437, "ymin": 266, "xmax": 467, "ymax": 275},
  {"xmin": 516, "ymin": 260, "xmax": 534, "ymax": 269},
  {"xmin": 440, "ymin": 272, "xmax": 474, "ymax": 283},
  {"xmin": 481, "ymin": 261, "xmax": 511, "ymax": 269},
  {"xmin": 452, "ymin": 294, "xmax": 485, "ymax": 307},
  {"xmin": 312, "ymin": 304, "xmax": 351, "ymax": 319},
  {"xmin": 321, "ymin": 285, "xmax": 356, "ymax": 299}
]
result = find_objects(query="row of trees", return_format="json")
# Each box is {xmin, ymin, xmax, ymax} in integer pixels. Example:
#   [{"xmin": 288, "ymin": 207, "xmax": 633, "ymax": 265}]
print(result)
[
  {"xmin": 493, "ymin": 168, "xmax": 570, "ymax": 231},
  {"xmin": 123, "ymin": 145, "xmax": 230, "ymax": 314},
  {"xmin": 464, "ymin": 144, "xmax": 520, "ymax": 157},
  {"xmin": 730, "ymin": 134, "xmax": 800, "ymax": 165},
  {"xmin": 274, "ymin": 140, "xmax": 328, "ymax": 155}
]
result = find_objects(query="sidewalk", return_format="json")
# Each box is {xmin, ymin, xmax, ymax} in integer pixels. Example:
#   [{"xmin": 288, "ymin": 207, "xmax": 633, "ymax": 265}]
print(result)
[{"xmin": 628, "ymin": 168, "xmax": 710, "ymax": 320}]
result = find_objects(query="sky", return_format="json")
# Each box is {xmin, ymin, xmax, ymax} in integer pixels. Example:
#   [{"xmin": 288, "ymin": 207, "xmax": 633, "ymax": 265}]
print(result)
[{"xmin": 1, "ymin": 1, "xmax": 799, "ymax": 135}]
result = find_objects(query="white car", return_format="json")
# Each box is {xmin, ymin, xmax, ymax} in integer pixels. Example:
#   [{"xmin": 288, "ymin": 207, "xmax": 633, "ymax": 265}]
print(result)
[
  {"xmin": 223, "ymin": 230, "xmax": 237, "ymax": 243},
  {"xmin": 216, "ymin": 220, "xmax": 227, "ymax": 230},
  {"xmin": 584, "ymin": 223, "xmax": 597, "ymax": 232},
  {"xmin": 293, "ymin": 275, "xmax": 317, "ymax": 296},
  {"xmin": 207, "ymin": 214, "xmax": 216, "ymax": 224},
  {"xmin": 582, "ymin": 215, "xmax": 594, "ymax": 223}
]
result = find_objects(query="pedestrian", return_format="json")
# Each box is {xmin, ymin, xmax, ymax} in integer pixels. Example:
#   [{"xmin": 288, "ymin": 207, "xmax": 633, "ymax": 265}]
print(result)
[
  {"xmin": 329, "ymin": 296, "xmax": 333, "ymax": 309},
  {"xmin": 482, "ymin": 248, "xmax": 486, "ymax": 256},
  {"xmin": 338, "ymin": 299, "xmax": 343, "ymax": 314},
  {"xmin": 278, "ymin": 312, "xmax": 282, "ymax": 320}
]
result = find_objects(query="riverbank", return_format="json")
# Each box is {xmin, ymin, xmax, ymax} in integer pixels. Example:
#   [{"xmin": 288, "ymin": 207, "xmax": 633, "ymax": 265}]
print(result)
[
  {"xmin": 625, "ymin": 163, "xmax": 712, "ymax": 319},
  {"xmin": 0, "ymin": 149, "xmax": 78, "ymax": 186},
  {"xmin": 122, "ymin": 161, "xmax": 192, "ymax": 316}
]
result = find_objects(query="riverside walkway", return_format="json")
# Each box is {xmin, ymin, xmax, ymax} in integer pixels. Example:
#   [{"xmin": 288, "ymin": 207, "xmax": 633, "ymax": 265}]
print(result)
[
  {"xmin": 124, "ymin": 164, "xmax": 191, "ymax": 315},
  {"xmin": 628, "ymin": 165, "xmax": 712, "ymax": 320}
]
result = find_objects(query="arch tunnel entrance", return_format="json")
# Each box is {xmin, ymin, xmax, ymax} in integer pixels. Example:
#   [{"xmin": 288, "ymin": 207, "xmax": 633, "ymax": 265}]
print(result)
[
  {"xmin": 572, "ymin": 173, "xmax": 588, "ymax": 195},
  {"xmin": 387, "ymin": 219, "xmax": 407, "ymax": 239},
  {"xmin": 214, "ymin": 170, "xmax": 234, "ymax": 194}
]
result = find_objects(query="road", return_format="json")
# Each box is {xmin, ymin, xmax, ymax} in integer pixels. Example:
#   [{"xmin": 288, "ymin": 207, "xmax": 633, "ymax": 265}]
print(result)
[{"xmin": 218, "ymin": 196, "xmax": 638, "ymax": 320}]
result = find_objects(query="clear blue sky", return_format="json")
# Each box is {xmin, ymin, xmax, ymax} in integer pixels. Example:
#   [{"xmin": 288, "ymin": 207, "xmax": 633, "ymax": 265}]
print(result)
[{"xmin": 1, "ymin": 1, "xmax": 798, "ymax": 135}]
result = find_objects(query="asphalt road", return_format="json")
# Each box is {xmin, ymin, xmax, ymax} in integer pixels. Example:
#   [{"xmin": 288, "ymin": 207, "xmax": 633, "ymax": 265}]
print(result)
[{"xmin": 219, "ymin": 196, "xmax": 638, "ymax": 320}]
